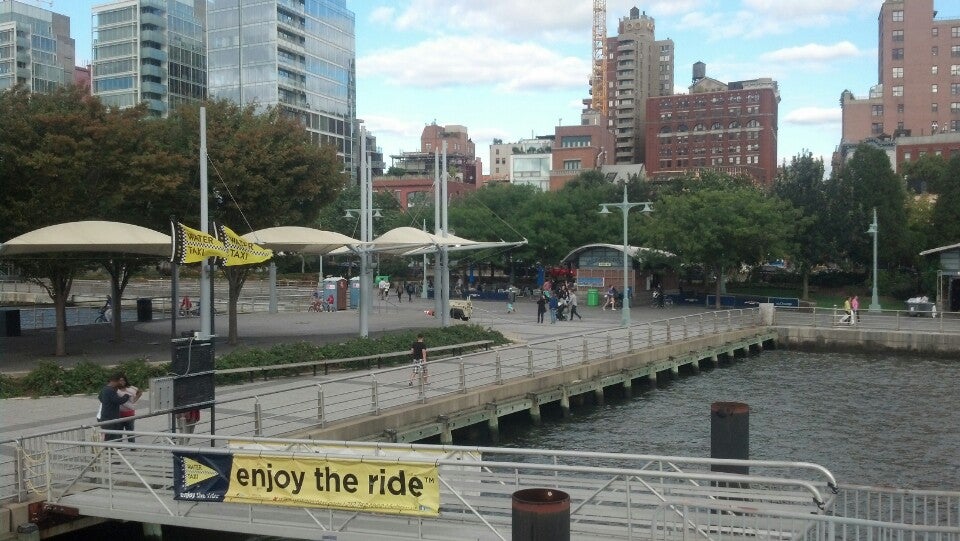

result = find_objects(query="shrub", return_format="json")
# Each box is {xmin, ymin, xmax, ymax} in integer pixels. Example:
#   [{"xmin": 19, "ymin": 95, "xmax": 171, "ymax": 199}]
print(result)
[{"xmin": 20, "ymin": 361, "xmax": 71, "ymax": 397}]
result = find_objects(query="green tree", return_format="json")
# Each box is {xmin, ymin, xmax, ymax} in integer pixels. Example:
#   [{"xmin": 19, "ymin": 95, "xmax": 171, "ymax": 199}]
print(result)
[
  {"xmin": 162, "ymin": 100, "xmax": 347, "ymax": 344},
  {"xmin": 773, "ymin": 152, "xmax": 828, "ymax": 299},
  {"xmin": 828, "ymin": 144, "xmax": 909, "ymax": 269},
  {"xmin": 900, "ymin": 153, "xmax": 947, "ymax": 194},
  {"xmin": 0, "ymin": 87, "xmax": 172, "ymax": 353},
  {"xmin": 930, "ymin": 154, "xmax": 960, "ymax": 246},
  {"xmin": 645, "ymin": 186, "xmax": 800, "ymax": 308}
]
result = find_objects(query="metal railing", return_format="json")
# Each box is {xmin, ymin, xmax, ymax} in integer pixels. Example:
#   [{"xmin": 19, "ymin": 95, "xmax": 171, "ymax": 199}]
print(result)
[
  {"xmin": 651, "ymin": 497, "xmax": 960, "ymax": 541},
  {"xmin": 40, "ymin": 433, "xmax": 841, "ymax": 540},
  {"xmin": 773, "ymin": 306, "xmax": 960, "ymax": 334},
  {"xmin": 0, "ymin": 309, "xmax": 762, "ymax": 504}
]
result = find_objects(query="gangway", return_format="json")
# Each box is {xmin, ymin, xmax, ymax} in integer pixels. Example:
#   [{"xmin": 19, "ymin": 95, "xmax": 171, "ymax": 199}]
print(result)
[{"xmin": 40, "ymin": 431, "xmax": 845, "ymax": 541}]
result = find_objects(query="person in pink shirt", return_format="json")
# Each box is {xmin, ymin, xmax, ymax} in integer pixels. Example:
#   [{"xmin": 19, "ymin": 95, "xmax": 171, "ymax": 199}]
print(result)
[{"xmin": 851, "ymin": 296, "xmax": 860, "ymax": 324}]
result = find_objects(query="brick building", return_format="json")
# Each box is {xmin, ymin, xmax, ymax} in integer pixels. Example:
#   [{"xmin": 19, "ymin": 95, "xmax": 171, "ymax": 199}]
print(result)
[
  {"xmin": 391, "ymin": 123, "xmax": 481, "ymax": 184},
  {"xmin": 645, "ymin": 65, "xmax": 780, "ymax": 186},
  {"xmin": 840, "ymin": 0, "xmax": 960, "ymax": 146},
  {"xmin": 549, "ymin": 123, "xmax": 617, "ymax": 190},
  {"xmin": 372, "ymin": 176, "xmax": 474, "ymax": 210}
]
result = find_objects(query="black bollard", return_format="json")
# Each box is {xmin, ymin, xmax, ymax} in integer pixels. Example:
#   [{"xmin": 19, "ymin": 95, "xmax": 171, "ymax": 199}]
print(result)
[
  {"xmin": 710, "ymin": 401, "xmax": 749, "ymax": 476},
  {"xmin": 512, "ymin": 488, "xmax": 570, "ymax": 541}
]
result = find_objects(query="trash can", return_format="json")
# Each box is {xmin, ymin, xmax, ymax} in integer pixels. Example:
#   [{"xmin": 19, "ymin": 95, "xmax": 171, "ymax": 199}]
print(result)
[
  {"xmin": 0, "ymin": 308, "xmax": 21, "ymax": 337},
  {"xmin": 136, "ymin": 298, "xmax": 153, "ymax": 322},
  {"xmin": 586, "ymin": 288, "xmax": 599, "ymax": 307}
]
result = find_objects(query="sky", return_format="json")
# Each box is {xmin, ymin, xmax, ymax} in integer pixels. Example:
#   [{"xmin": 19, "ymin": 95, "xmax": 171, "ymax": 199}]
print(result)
[{"xmin": 47, "ymin": 0, "xmax": 890, "ymax": 174}]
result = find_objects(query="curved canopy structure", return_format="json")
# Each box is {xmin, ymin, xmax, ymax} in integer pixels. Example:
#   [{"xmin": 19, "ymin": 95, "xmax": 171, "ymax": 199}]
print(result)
[
  {"xmin": 0, "ymin": 221, "xmax": 171, "ymax": 257},
  {"xmin": 560, "ymin": 243, "xmax": 674, "ymax": 265},
  {"xmin": 242, "ymin": 226, "xmax": 359, "ymax": 255}
]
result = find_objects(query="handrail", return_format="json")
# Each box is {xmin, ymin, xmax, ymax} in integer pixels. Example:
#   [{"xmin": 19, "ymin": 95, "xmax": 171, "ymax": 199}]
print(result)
[{"xmin": 216, "ymin": 340, "xmax": 495, "ymax": 379}]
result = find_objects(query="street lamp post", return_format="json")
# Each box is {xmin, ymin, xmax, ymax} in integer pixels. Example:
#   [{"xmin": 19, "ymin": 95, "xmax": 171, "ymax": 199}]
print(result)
[
  {"xmin": 867, "ymin": 207, "xmax": 881, "ymax": 313},
  {"xmin": 599, "ymin": 182, "xmax": 652, "ymax": 327}
]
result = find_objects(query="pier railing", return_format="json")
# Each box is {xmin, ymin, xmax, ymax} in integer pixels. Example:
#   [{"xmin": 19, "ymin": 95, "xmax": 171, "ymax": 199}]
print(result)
[{"xmin": 774, "ymin": 306, "xmax": 960, "ymax": 334}]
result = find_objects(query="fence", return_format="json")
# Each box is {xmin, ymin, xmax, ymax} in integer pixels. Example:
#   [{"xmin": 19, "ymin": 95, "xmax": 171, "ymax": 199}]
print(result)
[{"xmin": 773, "ymin": 306, "xmax": 960, "ymax": 334}]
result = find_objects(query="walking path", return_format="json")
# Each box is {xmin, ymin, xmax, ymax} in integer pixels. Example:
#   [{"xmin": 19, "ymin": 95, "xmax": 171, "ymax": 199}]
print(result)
[{"xmin": 1, "ymin": 297, "xmax": 704, "ymax": 441}]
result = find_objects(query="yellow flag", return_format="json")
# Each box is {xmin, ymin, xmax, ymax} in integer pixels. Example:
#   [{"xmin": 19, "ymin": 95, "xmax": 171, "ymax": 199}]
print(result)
[
  {"xmin": 215, "ymin": 224, "xmax": 273, "ymax": 267},
  {"xmin": 170, "ymin": 221, "xmax": 230, "ymax": 264}
]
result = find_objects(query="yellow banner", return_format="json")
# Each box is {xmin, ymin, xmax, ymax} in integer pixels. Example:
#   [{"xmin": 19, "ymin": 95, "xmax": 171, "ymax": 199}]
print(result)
[
  {"xmin": 224, "ymin": 455, "xmax": 439, "ymax": 516},
  {"xmin": 171, "ymin": 221, "xmax": 229, "ymax": 264},
  {"xmin": 215, "ymin": 224, "xmax": 273, "ymax": 267}
]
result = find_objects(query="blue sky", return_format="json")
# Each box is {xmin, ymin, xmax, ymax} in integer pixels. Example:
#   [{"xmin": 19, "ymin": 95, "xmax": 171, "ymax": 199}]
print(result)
[{"xmin": 51, "ymin": 0, "xmax": 888, "ymax": 174}]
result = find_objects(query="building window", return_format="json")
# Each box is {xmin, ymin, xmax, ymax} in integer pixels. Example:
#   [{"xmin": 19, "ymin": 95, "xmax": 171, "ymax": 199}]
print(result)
[
  {"xmin": 872, "ymin": 104, "xmax": 884, "ymax": 116},
  {"xmin": 892, "ymin": 10, "xmax": 903, "ymax": 22},
  {"xmin": 892, "ymin": 85, "xmax": 904, "ymax": 97},
  {"xmin": 933, "ymin": 103, "xmax": 939, "ymax": 112},
  {"xmin": 953, "ymin": 120, "xmax": 960, "ymax": 131},
  {"xmin": 892, "ymin": 30, "xmax": 904, "ymax": 41},
  {"xmin": 933, "ymin": 84, "xmax": 939, "ymax": 93},
  {"xmin": 953, "ymin": 83, "xmax": 960, "ymax": 95},
  {"xmin": 933, "ymin": 27, "xmax": 939, "ymax": 37},
  {"xmin": 953, "ymin": 27, "xmax": 960, "ymax": 38},
  {"xmin": 892, "ymin": 48, "xmax": 904, "ymax": 60},
  {"xmin": 932, "ymin": 66, "xmax": 939, "ymax": 75},
  {"xmin": 872, "ymin": 122, "xmax": 884, "ymax": 135},
  {"xmin": 953, "ymin": 65, "xmax": 960, "ymax": 76},
  {"xmin": 933, "ymin": 46, "xmax": 939, "ymax": 57},
  {"xmin": 563, "ymin": 160, "xmax": 581, "ymax": 170},
  {"xmin": 746, "ymin": 119, "xmax": 760, "ymax": 128},
  {"xmin": 952, "ymin": 103, "xmax": 960, "ymax": 113},
  {"xmin": 892, "ymin": 67, "xmax": 903, "ymax": 78}
]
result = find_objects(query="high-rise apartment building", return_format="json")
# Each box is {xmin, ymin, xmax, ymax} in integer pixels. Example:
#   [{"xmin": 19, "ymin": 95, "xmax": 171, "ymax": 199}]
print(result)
[
  {"xmin": 645, "ymin": 64, "xmax": 780, "ymax": 186},
  {"xmin": 207, "ymin": 0, "xmax": 357, "ymax": 177},
  {"xmin": 609, "ymin": 7, "xmax": 674, "ymax": 165},
  {"xmin": 840, "ymin": 0, "xmax": 960, "ymax": 150},
  {"xmin": 0, "ymin": 0, "xmax": 75, "ymax": 92},
  {"xmin": 91, "ymin": 0, "xmax": 206, "ymax": 116}
]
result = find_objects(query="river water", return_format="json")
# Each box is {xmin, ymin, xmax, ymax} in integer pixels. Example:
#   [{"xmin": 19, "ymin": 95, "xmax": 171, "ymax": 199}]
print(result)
[
  {"xmin": 496, "ymin": 349, "xmax": 960, "ymax": 491},
  {"xmin": 51, "ymin": 350, "xmax": 960, "ymax": 540}
]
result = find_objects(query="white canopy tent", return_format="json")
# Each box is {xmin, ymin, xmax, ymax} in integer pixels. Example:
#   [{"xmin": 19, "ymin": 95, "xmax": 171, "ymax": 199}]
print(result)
[
  {"xmin": 0, "ymin": 220, "xmax": 171, "ymax": 257},
  {"xmin": 241, "ymin": 226, "xmax": 361, "ymax": 313}
]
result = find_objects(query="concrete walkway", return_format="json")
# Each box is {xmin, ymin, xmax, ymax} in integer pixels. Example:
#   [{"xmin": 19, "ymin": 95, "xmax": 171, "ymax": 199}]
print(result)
[{"xmin": 0, "ymin": 297, "xmax": 704, "ymax": 441}]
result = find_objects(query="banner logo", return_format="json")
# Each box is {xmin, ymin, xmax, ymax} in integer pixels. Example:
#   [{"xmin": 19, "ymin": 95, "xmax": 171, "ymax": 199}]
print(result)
[{"xmin": 170, "ymin": 222, "xmax": 229, "ymax": 264}]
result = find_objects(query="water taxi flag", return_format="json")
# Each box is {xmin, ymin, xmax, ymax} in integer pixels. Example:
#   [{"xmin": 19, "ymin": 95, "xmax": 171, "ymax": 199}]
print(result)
[
  {"xmin": 214, "ymin": 224, "xmax": 273, "ymax": 267},
  {"xmin": 171, "ymin": 221, "xmax": 230, "ymax": 264}
]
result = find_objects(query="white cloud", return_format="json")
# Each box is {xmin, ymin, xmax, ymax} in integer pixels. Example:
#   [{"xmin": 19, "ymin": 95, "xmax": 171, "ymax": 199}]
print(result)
[
  {"xmin": 761, "ymin": 41, "xmax": 862, "ymax": 63},
  {"xmin": 783, "ymin": 107, "xmax": 841, "ymax": 126},
  {"xmin": 362, "ymin": 115, "xmax": 425, "ymax": 141},
  {"xmin": 358, "ymin": 36, "xmax": 589, "ymax": 92},
  {"xmin": 742, "ymin": 0, "xmax": 882, "ymax": 18},
  {"xmin": 369, "ymin": 6, "xmax": 395, "ymax": 25}
]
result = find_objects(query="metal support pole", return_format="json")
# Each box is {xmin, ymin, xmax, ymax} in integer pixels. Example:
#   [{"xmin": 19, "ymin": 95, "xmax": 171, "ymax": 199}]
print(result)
[
  {"xmin": 316, "ymin": 384, "xmax": 325, "ymax": 426},
  {"xmin": 371, "ymin": 375, "xmax": 379, "ymax": 414},
  {"xmin": 495, "ymin": 352, "xmax": 503, "ymax": 384},
  {"xmin": 582, "ymin": 335, "xmax": 588, "ymax": 364},
  {"xmin": 647, "ymin": 324, "xmax": 653, "ymax": 346},
  {"xmin": 458, "ymin": 359, "xmax": 466, "ymax": 393},
  {"xmin": 666, "ymin": 321, "xmax": 672, "ymax": 343},
  {"xmin": 606, "ymin": 332, "xmax": 612, "ymax": 358},
  {"xmin": 868, "ymin": 207, "xmax": 882, "ymax": 313},
  {"xmin": 683, "ymin": 317, "xmax": 688, "ymax": 340},
  {"xmin": 527, "ymin": 346, "xmax": 534, "ymax": 376},
  {"xmin": 628, "ymin": 329, "xmax": 633, "ymax": 352},
  {"xmin": 254, "ymin": 399, "xmax": 262, "ymax": 436},
  {"xmin": 268, "ymin": 261, "xmax": 278, "ymax": 313}
]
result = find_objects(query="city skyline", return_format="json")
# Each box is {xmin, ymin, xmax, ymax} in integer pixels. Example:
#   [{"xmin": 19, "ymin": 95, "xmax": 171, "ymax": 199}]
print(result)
[{"xmin": 47, "ymin": 0, "xmax": 888, "ymax": 174}]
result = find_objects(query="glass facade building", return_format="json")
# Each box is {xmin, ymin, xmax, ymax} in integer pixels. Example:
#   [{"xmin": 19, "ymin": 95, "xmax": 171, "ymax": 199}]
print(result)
[
  {"xmin": 91, "ymin": 0, "xmax": 206, "ymax": 116},
  {"xmin": 207, "ymin": 0, "xmax": 357, "ymax": 177},
  {"xmin": 0, "ymin": 0, "xmax": 76, "ymax": 92}
]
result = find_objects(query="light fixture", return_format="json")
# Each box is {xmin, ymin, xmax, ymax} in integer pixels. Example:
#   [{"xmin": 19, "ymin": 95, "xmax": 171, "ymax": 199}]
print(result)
[
  {"xmin": 343, "ymin": 210, "xmax": 355, "ymax": 219},
  {"xmin": 598, "ymin": 206, "xmax": 611, "ymax": 215},
  {"xmin": 373, "ymin": 209, "xmax": 383, "ymax": 218}
]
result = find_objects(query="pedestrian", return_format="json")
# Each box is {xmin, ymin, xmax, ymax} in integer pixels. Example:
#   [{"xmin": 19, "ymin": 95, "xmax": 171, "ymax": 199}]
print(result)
[
  {"xmin": 397, "ymin": 282, "xmax": 403, "ymax": 303},
  {"xmin": 851, "ymin": 295, "xmax": 860, "ymax": 324},
  {"xmin": 548, "ymin": 293, "xmax": 558, "ymax": 324},
  {"xmin": 176, "ymin": 409, "xmax": 200, "ymax": 445},
  {"xmin": 117, "ymin": 374, "xmax": 140, "ymax": 442},
  {"xmin": 408, "ymin": 333, "xmax": 428, "ymax": 386},
  {"xmin": 406, "ymin": 282, "xmax": 415, "ymax": 301},
  {"xmin": 568, "ymin": 291, "xmax": 582, "ymax": 321},
  {"xmin": 536, "ymin": 294, "xmax": 547, "ymax": 324},
  {"xmin": 98, "ymin": 373, "xmax": 140, "ymax": 441},
  {"xmin": 841, "ymin": 296, "xmax": 853, "ymax": 324},
  {"xmin": 603, "ymin": 286, "xmax": 618, "ymax": 311}
]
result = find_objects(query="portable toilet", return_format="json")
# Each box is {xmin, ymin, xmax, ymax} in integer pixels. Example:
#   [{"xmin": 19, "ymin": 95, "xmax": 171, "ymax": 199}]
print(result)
[
  {"xmin": 349, "ymin": 276, "xmax": 360, "ymax": 309},
  {"xmin": 322, "ymin": 277, "xmax": 348, "ymax": 311}
]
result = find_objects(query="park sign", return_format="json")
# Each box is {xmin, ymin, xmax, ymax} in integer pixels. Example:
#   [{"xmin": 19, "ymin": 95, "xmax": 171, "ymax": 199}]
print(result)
[{"xmin": 173, "ymin": 452, "xmax": 440, "ymax": 517}]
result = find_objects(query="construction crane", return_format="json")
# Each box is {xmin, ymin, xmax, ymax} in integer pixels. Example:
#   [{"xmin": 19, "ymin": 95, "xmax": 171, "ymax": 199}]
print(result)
[{"xmin": 591, "ymin": 0, "xmax": 608, "ymax": 117}]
